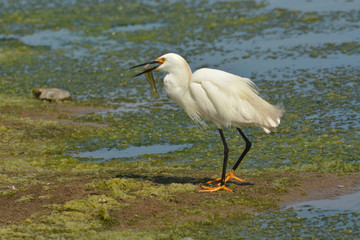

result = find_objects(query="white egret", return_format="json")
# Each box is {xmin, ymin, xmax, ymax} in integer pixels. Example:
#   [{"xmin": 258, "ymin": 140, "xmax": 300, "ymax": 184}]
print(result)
[{"xmin": 131, "ymin": 53, "xmax": 284, "ymax": 192}]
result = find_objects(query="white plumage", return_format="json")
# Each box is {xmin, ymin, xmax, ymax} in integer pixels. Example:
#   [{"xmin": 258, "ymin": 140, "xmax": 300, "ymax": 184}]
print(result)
[
  {"xmin": 132, "ymin": 53, "xmax": 284, "ymax": 192},
  {"xmin": 158, "ymin": 53, "xmax": 283, "ymax": 133}
]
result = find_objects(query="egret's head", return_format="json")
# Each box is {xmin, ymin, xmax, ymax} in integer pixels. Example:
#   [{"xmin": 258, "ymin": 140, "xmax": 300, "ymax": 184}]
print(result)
[
  {"xmin": 130, "ymin": 53, "xmax": 187, "ymax": 77},
  {"xmin": 154, "ymin": 56, "xmax": 166, "ymax": 69},
  {"xmin": 129, "ymin": 53, "xmax": 191, "ymax": 97},
  {"xmin": 154, "ymin": 53, "xmax": 188, "ymax": 73}
]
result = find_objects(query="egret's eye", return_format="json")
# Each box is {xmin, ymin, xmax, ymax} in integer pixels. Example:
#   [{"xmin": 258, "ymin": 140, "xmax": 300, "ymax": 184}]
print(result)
[{"xmin": 156, "ymin": 57, "xmax": 166, "ymax": 64}]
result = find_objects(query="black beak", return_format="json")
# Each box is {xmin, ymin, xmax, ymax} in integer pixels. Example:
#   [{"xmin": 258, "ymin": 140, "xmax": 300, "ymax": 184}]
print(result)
[{"xmin": 130, "ymin": 60, "xmax": 162, "ymax": 78}]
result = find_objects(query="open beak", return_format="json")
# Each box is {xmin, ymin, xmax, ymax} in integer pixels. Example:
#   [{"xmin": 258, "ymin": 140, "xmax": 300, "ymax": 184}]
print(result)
[
  {"xmin": 130, "ymin": 60, "xmax": 162, "ymax": 78},
  {"xmin": 130, "ymin": 59, "xmax": 163, "ymax": 98}
]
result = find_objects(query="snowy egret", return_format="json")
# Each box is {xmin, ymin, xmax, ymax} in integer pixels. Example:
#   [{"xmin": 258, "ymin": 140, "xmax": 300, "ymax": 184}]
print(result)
[{"xmin": 131, "ymin": 53, "xmax": 284, "ymax": 192}]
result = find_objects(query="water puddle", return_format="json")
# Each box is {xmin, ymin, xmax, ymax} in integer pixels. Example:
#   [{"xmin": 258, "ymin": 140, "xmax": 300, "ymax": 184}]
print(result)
[
  {"xmin": 265, "ymin": 0, "xmax": 360, "ymax": 12},
  {"xmin": 204, "ymin": 190, "xmax": 360, "ymax": 238},
  {"xmin": 192, "ymin": 25, "xmax": 360, "ymax": 77},
  {"xmin": 290, "ymin": 190, "xmax": 360, "ymax": 217},
  {"xmin": 97, "ymin": 101, "xmax": 154, "ymax": 115},
  {"xmin": 16, "ymin": 23, "xmax": 166, "ymax": 59},
  {"xmin": 18, "ymin": 28, "xmax": 120, "ymax": 58},
  {"xmin": 75, "ymin": 99, "xmax": 178, "ymax": 118},
  {"xmin": 19, "ymin": 28, "xmax": 81, "ymax": 50},
  {"xmin": 73, "ymin": 143, "xmax": 192, "ymax": 162},
  {"xmin": 107, "ymin": 23, "xmax": 164, "ymax": 33}
]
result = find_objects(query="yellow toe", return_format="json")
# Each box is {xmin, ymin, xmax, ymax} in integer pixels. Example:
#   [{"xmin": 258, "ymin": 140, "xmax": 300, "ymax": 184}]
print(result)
[
  {"xmin": 199, "ymin": 185, "xmax": 234, "ymax": 193},
  {"xmin": 206, "ymin": 170, "xmax": 244, "ymax": 185}
]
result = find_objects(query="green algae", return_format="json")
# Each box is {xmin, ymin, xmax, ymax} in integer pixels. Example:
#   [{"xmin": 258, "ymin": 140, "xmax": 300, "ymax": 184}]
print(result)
[
  {"xmin": 15, "ymin": 194, "xmax": 34, "ymax": 203},
  {"xmin": 0, "ymin": 194, "xmax": 122, "ymax": 239},
  {"xmin": 88, "ymin": 178, "xmax": 167, "ymax": 201},
  {"xmin": 0, "ymin": 89, "xmax": 358, "ymax": 238},
  {"xmin": 271, "ymin": 177, "xmax": 295, "ymax": 193}
]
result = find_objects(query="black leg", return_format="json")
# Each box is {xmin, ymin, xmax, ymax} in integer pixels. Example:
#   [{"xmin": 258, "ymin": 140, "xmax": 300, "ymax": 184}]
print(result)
[
  {"xmin": 218, "ymin": 129, "xmax": 229, "ymax": 186},
  {"xmin": 231, "ymin": 128, "xmax": 252, "ymax": 171}
]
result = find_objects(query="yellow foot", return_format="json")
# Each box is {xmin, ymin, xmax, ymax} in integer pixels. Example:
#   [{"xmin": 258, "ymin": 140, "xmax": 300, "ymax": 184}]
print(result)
[
  {"xmin": 199, "ymin": 185, "xmax": 234, "ymax": 193},
  {"xmin": 206, "ymin": 170, "xmax": 244, "ymax": 185}
]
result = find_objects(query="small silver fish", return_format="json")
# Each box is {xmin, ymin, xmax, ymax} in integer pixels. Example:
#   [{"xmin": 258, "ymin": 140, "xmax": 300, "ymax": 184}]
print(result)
[{"xmin": 144, "ymin": 63, "xmax": 159, "ymax": 98}]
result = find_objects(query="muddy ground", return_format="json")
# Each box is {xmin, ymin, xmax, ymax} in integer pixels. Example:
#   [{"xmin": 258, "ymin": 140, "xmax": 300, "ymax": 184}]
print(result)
[
  {"xmin": 1, "ymin": 102, "xmax": 359, "ymax": 230},
  {"xmin": 1, "ymin": 169, "xmax": 360, "ymax": 228}
]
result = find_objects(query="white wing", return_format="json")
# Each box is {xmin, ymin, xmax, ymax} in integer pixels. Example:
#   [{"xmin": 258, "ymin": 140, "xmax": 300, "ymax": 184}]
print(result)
[{"xmin": 189, "ymin": 68, "xmax": 283, "ymax": 132}]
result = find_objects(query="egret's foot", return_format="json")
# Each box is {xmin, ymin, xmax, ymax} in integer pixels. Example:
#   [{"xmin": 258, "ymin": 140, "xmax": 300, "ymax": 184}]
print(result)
[
  {"xmin": 199, "ymin": 185, "xmax": 234, "ymax": 193},
  {"xmin": 206, "ymin": 170, "xmax": 244, "ymax": 185}
]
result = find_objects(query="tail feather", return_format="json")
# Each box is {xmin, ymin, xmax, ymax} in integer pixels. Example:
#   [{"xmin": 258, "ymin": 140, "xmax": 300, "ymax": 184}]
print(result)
[{"xmin": 262, "ymin": 105, "xmax": 284, "ymax": 133}]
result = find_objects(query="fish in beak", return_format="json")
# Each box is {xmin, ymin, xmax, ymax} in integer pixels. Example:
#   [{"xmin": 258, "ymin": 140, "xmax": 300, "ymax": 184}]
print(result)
[{"xmin": 130, "ymin": 60, "xmax": 163, "ymax": 98}]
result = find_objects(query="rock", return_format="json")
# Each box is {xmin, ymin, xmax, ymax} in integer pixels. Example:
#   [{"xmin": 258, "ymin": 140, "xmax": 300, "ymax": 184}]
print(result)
[{"xmin": 33, "ymin": 88, "xmax": 72, "ymax": 102}]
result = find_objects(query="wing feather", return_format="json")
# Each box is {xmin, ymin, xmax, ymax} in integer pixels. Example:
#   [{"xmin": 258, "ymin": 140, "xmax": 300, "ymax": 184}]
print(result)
[{"xmin": 190, "ymin": 68, "xmax": 284, "ymax": 132}]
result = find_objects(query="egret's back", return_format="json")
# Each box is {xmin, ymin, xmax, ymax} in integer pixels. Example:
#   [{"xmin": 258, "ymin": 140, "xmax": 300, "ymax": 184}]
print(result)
[{"xmin": 189, "ymin": 68, "xmax": 284, "ymax": 133}]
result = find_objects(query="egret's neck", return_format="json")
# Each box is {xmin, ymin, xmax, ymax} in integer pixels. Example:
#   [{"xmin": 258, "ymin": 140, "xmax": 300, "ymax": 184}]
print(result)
[{"xmin": 162, "ymin": 62, "xmax": 192, "ymax": 107}]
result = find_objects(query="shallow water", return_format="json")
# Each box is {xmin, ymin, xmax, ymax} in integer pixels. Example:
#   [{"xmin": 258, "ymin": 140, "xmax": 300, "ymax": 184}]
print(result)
[
  {"xmin": 292, "ymin": 190, "xmax": 360, "ymax": 217},
  {"xmin": 73, "ymin": 143, "xmax": 192, "ymax": 162},
  {"xmin": 266, "ymin": 0, "xmax": 360, "ymax": 11},
  {"xmin": 184, "ymin": 190, "xmax": 360, "ymax": 239}
]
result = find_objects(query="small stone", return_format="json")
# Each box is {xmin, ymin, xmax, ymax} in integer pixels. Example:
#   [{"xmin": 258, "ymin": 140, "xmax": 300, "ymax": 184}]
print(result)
[{"xmin": 33, "ymin": 88, "xmax": 72, "ymax": 102}]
